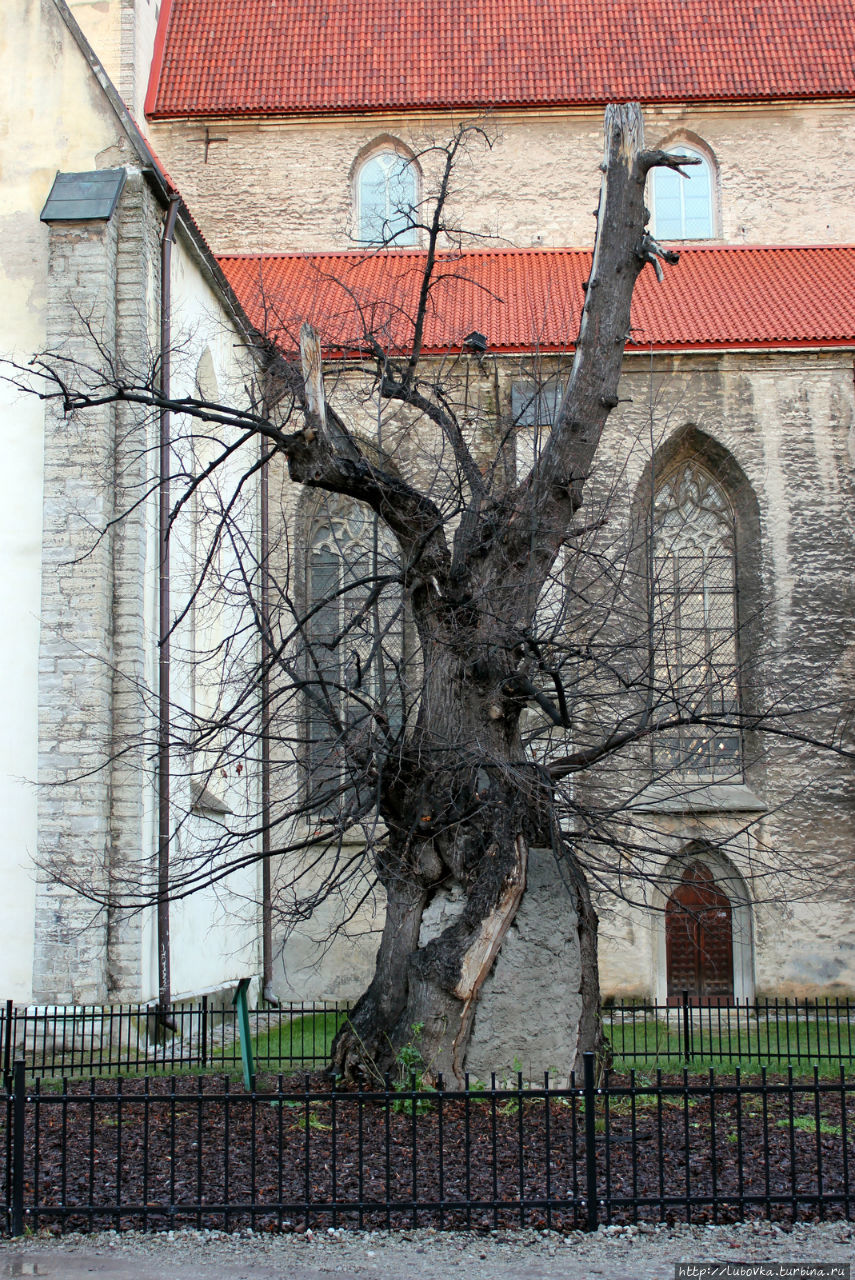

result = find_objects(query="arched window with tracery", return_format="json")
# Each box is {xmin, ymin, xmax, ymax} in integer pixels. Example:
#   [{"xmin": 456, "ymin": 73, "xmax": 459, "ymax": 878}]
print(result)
[
  {"xmin": 305, "ymin": 496, "xmax": 404, "ymax": 813},
  {"xmin": 649, "ymin": 145, "xmax": 715, "ymax": 240},
  {"xmin": 651, "ymin": 461, "xmax": 741, "ymax": 779},
  {"xmin": 355, "ymin": 148, "xmax": 418, "ymax": 246}
]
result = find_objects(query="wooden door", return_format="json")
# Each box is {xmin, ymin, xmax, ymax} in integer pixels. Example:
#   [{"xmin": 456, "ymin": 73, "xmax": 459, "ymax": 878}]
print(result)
[{"xmin": 666, "ymin": 861, "xmax": 734, "ymax": 1003}]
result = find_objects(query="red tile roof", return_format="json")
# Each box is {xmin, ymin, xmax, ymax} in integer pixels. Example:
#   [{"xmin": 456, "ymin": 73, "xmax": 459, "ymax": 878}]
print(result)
[
  {"xmin": 147, "ymin": 0, "xmax": 855, "ymax": 119},
  {"xmin": 217, "ymin": 246, "xmax": 855, "ymax": 358}
]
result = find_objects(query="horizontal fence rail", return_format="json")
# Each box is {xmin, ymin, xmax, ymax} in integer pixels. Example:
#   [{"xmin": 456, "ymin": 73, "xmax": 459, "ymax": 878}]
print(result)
[
  {"xmin": 2, "ymin": 996, "xmax": 854, "ymax": 1084},
  {"xmin": 0, "ymin": 1056, "xmax": 852, "ymax": 1236}
]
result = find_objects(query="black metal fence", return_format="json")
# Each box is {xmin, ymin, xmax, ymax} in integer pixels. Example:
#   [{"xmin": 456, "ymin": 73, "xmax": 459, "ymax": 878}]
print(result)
[
  {"xmin": 1, "ymin": 1056, "xmax": 852, "ymax": 1236},
  {"xmin": 2, "ymin": 996, "xmax": 854, "ymax": 1084},
  {"xmin": 0, "ymin": 998, "xmax": 349, "ymax": 1083},
  {"xmin": 605, "ymin": 995, "xmax": 855, "ymax": 1066}
]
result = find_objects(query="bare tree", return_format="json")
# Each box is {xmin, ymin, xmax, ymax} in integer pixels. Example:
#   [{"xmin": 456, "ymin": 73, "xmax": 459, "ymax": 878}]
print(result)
[
  {"xmin": 12, "ymin": 104, "xmax": 853, "ymax": 1085},
  {"xmin": 252, "ymin": 103, "xmax": 693, "ymax": 1084}
]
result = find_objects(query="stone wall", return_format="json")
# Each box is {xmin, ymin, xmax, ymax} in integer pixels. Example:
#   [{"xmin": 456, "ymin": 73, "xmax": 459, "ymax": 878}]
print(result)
[
  {"xmin": 50, "ymin": 0, "xmax": 854, "ymax": 1011},
  {"xmin": 149, "ymin": 102, "xmax": 855, "ymax": 255},
  {"xmin": 267, "ymin": 345, "xmax": 855, "ymax": 1006},
  {"xmin": 105, "ymin": 168, "xmax": 162, "ymax": 1000},
  {"xmin": 31, "ymin": 175, "xmax": 267, "ymax": 1002},
  {"xmin": 581, "ymin": 349, "xmax": 855, "ymax": 999},
  {"xmin": 34, "ymin": 210, "xmax": 121, "ymax": 1002},
  {"xmin": 32, "ymin": 167, "xmax": 167, "ymax": 1003}
]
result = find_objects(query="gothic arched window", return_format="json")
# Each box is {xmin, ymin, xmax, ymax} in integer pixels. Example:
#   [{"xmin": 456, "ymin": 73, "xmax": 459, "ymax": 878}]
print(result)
[
  {"xmin": 649, "ymin": 145, "xmax": 715, "ymax": 240},
  {"xmin": 305, "ymin": 497, "xmax": 404, "ymax": 812},
  {"xmin": 651, "ymin": 462, "xmax": 741, "ymax": 779},
  {"xmin": 355, "ymin": 149, "xmax": 418, "ymax": 246}
]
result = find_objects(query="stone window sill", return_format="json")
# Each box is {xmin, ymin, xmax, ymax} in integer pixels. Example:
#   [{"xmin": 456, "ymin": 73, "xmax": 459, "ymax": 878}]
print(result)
[
  {"xmin": 630, "ymin": 782, "xmax": 766, "ymax": 814},
  {"xmin": 190, "ymin": 779, "xmax": 233, "ymax": 816},
  {"xmin": 295, "ymin": 820, "xmax": 387, "ymax": 848}
]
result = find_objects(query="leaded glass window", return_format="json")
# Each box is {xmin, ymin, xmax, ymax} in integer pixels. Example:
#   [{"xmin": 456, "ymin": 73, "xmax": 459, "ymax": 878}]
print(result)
[
  {"xmin": 511, "ymin": 381, "xmax": 564, "ymax": 429},
  {"xmin": 649, "ymin": 146, "xmax": 714, "ymax": 240},
  {"xmin": 356, "ymin": 150, "xmax": 417, "ymax": 246},
  {"xmin": 305, "ymin": 497, "xmax": 404, "ymax": 813},
  {"xmin": 651, "ymin": 462, "xmax": 742, "ymax": 779}
]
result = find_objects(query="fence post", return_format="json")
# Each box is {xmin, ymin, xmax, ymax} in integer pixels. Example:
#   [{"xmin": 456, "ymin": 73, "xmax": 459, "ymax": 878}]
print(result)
[
  {"xmin": 583, "ymin": 1051, "xmax": 598, "ymax": 1231},
  {"xmin": 201, "ymin": 995, "xmax": 208, "ymax": 1069},
  {"xmin": 233, "ymin": 979, "xmax": 254, "ymax": 1091},
  {"xmin": 682, "ymin": 990, "xmax": 692, "ymax": 1064},
  {"xmin": 11, "ymin": 1059, "xmax": 26, "ymax": 1237},
  {"xmin": 2, "ymin": 1001, "xmax": 12, "ymax": 1091}
]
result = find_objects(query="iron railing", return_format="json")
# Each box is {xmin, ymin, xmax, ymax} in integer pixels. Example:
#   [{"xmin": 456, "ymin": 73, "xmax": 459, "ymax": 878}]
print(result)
[
  {"xmin": 4, "ymin": 993, "xmax": 855, "ymax": 1085},
  {"xmin": 0, "ymin": 998, "xmax": 350, "ymax": 1083},
  {"xmin": 2, "ymin": 996, "xmax": 854, "ymax": 1085},
  {"xmin": 0, "ymin": 1056, "xmax": 852, "ymax": 1235},
  {"xmin": 605, "ymin": 995, "xmax": 855, "ymax": 1066}
]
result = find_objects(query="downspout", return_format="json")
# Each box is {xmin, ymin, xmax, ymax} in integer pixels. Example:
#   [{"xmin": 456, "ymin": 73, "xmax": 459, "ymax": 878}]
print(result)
[
  {"xmin": 260, "ymin": 443, "xmax": 276, "ymax": 1003},
  {"xmin": 158, "ymin": 194, "xmax": 180, "ymax": 1014}
]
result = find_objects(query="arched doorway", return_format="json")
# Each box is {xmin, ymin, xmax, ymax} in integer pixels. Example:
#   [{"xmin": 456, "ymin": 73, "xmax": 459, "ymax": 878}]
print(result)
[{"xmin": 666, "ymin": 861, "xmax": 734, "ymax": 1003}]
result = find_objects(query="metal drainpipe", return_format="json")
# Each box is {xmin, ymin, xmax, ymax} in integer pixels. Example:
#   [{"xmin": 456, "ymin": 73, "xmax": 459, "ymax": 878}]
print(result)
[
  {"xmin": 158, "ymin": 195, "xmax": 180, "ymax": 1015},
  {"xmin": 260, "ymin": 444, "xmax": 276, "ymax": 1004},
  {"xmin": 260, "ymin": 446, "xmax": 272, "ymax": 989}
]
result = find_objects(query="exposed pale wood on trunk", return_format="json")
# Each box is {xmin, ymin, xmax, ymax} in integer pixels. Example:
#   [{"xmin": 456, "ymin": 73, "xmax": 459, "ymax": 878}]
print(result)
[
  {"xmin": 298, "ymin": 322, "xmax": 326, "ymax": 428},
  {"xmin": 450, "ymin": 835, "xmax": 528, "ymax": 1085}
]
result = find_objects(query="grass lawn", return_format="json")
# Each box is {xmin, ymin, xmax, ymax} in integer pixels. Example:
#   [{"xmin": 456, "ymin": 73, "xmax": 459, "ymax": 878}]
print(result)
[
  {"xmin": 606, "ymin": 1010, "xmax": 855, "ymax": 1078},
  {"xmin": 246, "ymin": 1008, "xmax": 349, "ymax": 1073}
]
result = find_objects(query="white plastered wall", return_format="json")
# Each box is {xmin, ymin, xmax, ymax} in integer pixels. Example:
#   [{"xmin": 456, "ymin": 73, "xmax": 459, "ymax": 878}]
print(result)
[
  {"xmin": 68, "ymin": 0, "xmax": 161, "ymax": 122},
  {"xmin": 0, "ymin": 0, "xmax": 139, "ymax": 1000},
  {"xmin": 159, "ymin": 235, "xmax": 262, "ymax": 1001},
  {"xmin": 0, "ymin": 0, "xmax": 262, "ymax": 1003}
]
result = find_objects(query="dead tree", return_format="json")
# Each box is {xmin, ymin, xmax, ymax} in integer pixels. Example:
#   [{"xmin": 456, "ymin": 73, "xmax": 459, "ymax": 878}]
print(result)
[{"xmin": 266, "ymin": 104, "xmax": 699, "ymax": 1082}]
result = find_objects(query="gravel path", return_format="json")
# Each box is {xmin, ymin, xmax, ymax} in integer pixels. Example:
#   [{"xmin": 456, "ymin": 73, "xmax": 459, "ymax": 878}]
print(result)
[{"xmin": 1, "ymin": 1221, "xmax": 852, "ymax": 1279}]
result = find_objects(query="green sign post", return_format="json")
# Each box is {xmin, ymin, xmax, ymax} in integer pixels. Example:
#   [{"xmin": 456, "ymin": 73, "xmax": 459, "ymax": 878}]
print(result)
[{"xmin": 232, "ymin": 978, "xmax": 255, "ymax": 1091}]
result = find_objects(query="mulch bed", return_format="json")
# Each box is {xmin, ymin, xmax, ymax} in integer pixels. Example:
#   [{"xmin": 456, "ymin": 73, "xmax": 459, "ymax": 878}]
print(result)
[{"xmin": 2, "ymin": 1072, "xmax": 853, "ymax": 1233}]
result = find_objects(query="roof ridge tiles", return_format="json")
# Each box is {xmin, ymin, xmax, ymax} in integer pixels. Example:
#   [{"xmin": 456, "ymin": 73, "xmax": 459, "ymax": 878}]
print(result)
[{"xmin": 147, "ymin": 0, "xmax": 855, "ymax": 119}]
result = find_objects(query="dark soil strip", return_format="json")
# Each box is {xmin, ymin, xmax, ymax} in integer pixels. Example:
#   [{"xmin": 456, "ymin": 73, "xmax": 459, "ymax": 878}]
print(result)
[{"xmin": 2, "ymin": 1073, "xmax": 852, "ymax": 1234}]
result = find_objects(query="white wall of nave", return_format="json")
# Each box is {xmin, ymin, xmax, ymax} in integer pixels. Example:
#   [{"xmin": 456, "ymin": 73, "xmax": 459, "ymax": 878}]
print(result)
[{"xmin": 0, "ymin": 0, "xmax": 264, "ymax": 1002}]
